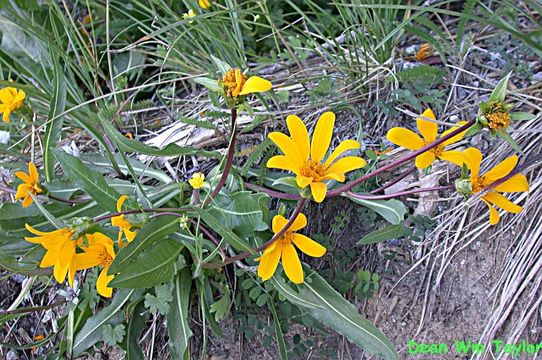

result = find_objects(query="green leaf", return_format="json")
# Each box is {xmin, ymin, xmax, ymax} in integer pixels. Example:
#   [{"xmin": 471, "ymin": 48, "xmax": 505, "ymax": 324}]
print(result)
[
  {"xmin": 109, "ymin": 216, "xmax": 180, "ymax": 274},
  {"xmin": 54, "ymin": 150, "xmax": 121, "ymax": 213},
  {"xmin": 43, "ymin": 48, "xmax": 67, "ymax": 181},
  {"xmin": 489, "ymin": 73, "xmax": 511, "ymax": 103},
  {"xmin": 193, "ymin": 77, "xmax": 223, "ymax": 93},
  {"xmin": 125, "ymin": 299, "xmax": 149, "ymax": 360},
  {"xmin": 208, "ymin": 191, "xmax": 268, "ymax": 237},
  {"xmin": 145, "ymin": 283, "xmax": 173, "ymax": 316},
  {"xmin": 211, "ymin": 54, "xmax": 232, "ymax": 75},
  {"xmin": 272, "ymin": 176, "xmax": 299, "ymax": 189},
  {"xmin": 167, "ymin": 267, "xmax": 193, "ymax": 360},
  {"xmin": 102, "ymin": 324, "xmax": 126, "ymax": 346},
  {"xmin": 210, "ymin": 289, "xmax": 231, "ymax": 322},
  {"xmin": 99, "ymin": 116, "xmax": 219, "ymax": 159},
  {"xmin": 496, "ymin": 129, "xmax": 522, "ymax": 153},
  {"xmin": 357, "ymin": 224, "xmax": 411, "ymax": 245},
  {"xmin": 73, "ymin": 289, "xmax": 135, "ymax": 357},
  {"xmin": 196, "ymin": 208, "xmax": 254, "ymax": 253},
  {"xmin": 465, "ymin": 122, "xmax": 483, "ymax": 137},
  {"xmin": 109, "ymin": 239, "xmax": 182, "ymax": 288},
  {"xmin": 510, "ymin": 112, "xmax": 536, "ymax": 121},
  {"xmin": 345, "ymin": 195, "xmax": 407, "ymax": 225},
  {"xmin": 271, "ymin": 272, "xmax": 397, "ymax": 360},
  {"xmin": 268, "ymin": 299, "xmax": 289, "ymax": 360}
]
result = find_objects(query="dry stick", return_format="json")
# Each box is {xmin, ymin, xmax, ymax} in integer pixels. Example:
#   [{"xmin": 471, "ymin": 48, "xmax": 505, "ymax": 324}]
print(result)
[{"xmin": 202, "ymin": 198, "xmax": 307, "ymax": 269}]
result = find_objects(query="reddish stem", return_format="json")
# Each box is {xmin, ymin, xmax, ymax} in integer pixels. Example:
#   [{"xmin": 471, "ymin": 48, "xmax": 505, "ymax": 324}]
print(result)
[
  {"xmin": 244, "ymin": 182, "xmax": 301, "ymax": 200},
  {"xmin": 345, "ymin": 185, "xmax": 455, "ymax": 200},
  {"xmin": 202, "ymin": 199, "xmax": 307, "ymax": 269},
  {"xmin": 93, "ymin": 207, "xmax": 192, "ymax": 222},
  {"xmin": 370, "ymin": 166, "xmax": 417, "ymax": 194},
  {"xmin": 203, "ymin": 108, "xmax": 237, "ymax": 206},
  {"xmin": 327, "ymin": 119, "xmax": 475, "ymax": 197}
]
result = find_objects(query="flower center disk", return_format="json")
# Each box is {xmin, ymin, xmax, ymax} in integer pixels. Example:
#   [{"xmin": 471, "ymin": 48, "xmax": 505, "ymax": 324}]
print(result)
[{"xmin": 300, "ymin": 161, "xmax": 325, "ymax": 179}]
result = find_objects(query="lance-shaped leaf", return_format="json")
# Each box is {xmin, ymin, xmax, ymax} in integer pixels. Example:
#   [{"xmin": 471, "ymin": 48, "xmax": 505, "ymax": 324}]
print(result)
[
  {"xmin": 489, "ymin": 73, "xmax": 511, "ymax": 103},
  {"xmin": 271, "ymin": 272, "xmax": 398, "ymax": 360},
  {"xmin": 167, "ymin": 267, "xmax": 193, "ymax": 359},
  {"xmin": 54, "ymin": 150, "xmax": 121, "ymax": 213},
  {"xmin": 345, "ymin": 194, "xmax": 407, "ymax": 225}
]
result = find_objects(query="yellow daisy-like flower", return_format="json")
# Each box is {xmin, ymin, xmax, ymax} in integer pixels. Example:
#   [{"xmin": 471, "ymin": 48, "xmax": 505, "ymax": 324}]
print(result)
[
  {"xmin": 386, "ymin": 108, "xmax": 468, "ymax": 169},
  {"xmin": 257, "ymin": 213, "xmax": 326, "ymax": 284},
  {"xmin": 220, "ymin": 68, "xmax": 272, "ymax": 98},
  {"xmin": 462, "ymin": 147, "xmax": 529, "ymax": 225},
  {"xmin": 111, "ymin": 195, "xmax": 136, "ymax": 247},
  {"xmin": 198, "ymin": 0, "xmax": 211, "ymax": 10},
  {"xmin": 14, "ymin": 162, "xmax": 42, "ymax": 208},
  {"xmin": 0, "ymin": 86, "xmax": 26, "ymax": 123},
  {"xmin": 188, "ymin": 172, "xmax": 206, "ymax": 189},
  {"xmin": 266, "ymin": 112, "xmax": 366, "ymax": 203},
  {"xmin": 75, "ymin": 233, "xmax": 116, "ymax": 297},
  {"xmin": 183, "ymin": 9, "xmax": 196, "ymax": 23},
  {"xmin": 25, "ymin": 224, "xmax": 80, "ymax": 286}
]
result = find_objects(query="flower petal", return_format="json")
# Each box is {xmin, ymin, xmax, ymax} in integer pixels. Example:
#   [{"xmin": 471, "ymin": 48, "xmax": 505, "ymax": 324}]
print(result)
[
  {"xmin": 493, "ymin": 174, "xmax": 529, "ymax": 193},
  {"xmin": 296, "ymin": 174, "xmax": 313, "ymax": 188},
  {"xmin": 463, "ymin": 148, "xmax": 482, "ymax": 177},
  {"xmin": 325, "ymin": 156, "xmax": 366, "ymax": 176},
  {"xmin": 292, "ymin": 234, "xmax": 326, "ymax": 257},
  {"xmin": 116, "ymin": 194, "xmax": 128, "ymax": 212},
  {"xmin": 267, "ymin": 155, "xmax": 299, "ymax": 174},
  {"xmin": 22, "ymin": 195, "xmax": 33, "ymax": 208},
  {"xmin": 272, "ymin": 214, "xmax": 289, "ymax": 234},
  {"xmin": 323, "ymin": 139, "xmax": 360, "ymax": 168},
  {"xmin": 483, "ymin": 155, "xmax": 518, "ymax": 184},
  {"xmin": 28, "ymin": 162, "xmax": 39, "ymax": 183},
  {"xmin": 3, "ymin": 109, "xmax": 11, "ymax": 123},
  {"xmin": 483, "ymin": 192, "xmax": 523, "ymax": 213},
  {"xmin": 439, "ymin": 150, "xmax": 467, "ymax": 167},
  {"xmin": 310, "ymin": 112, "xmax": 335, "ymax": 163},
  {"xmin": 286, "ymin": 115, "xmax": 310, "ymax": 161},
  {"xmin": 441, "ymin": 121, "xmax": 468, "ymax": 146},
  {"xmin": 321, "ymin": 172, "xmax": 345, "ymax": 182},
  {"xmin": 239, "ymin": 76, "xmax": 272, "ymax": 95},
  {"xmin": 97, "ymin": 267, "xmax": 114, "ymax": 297},
  {"xmin": 310, "ymin": 181, "xmax": 327, "ymax": 203},
  {"xmin": 416, "ymin": 108, "xmax": 438, "ymax": 142},
  {"xmin": 269, "ymin": 132, "xmax": 304, "ymax": 169},
  {"xmin": 481, "ymin": 198, "xmax": 500, "ymax": 225},
  {"xmin": 257, "ymin": 245, "xmax": 282, "ymax": 281},
  {"xmin": 281, "ymin": 244, "xmax": 303, "ymax": 284},
  {"xmin": 75, "ymin": 252, "xmax": 101, "ymax": 270},
  {"xmin": 124, "ymin": 227, "xmax": 137, "ymax": 242},
  {"xmin": 290, "ymin": 213, "xmax": 307, "ymax": 232},
  {"xmin": 386, "ymin": 127, "xmax": 424, "ymax": 150},
  {"xmin": 15, "ymin": 171, "xmax": 33, "ymax": 184},
  {"xmin": 415, "ymin": 152, "xmax": 435, "ymax": 169}
]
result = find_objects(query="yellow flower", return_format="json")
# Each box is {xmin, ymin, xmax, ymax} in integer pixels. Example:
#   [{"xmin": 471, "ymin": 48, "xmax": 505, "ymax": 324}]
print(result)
[
  {"xmin": 183, "ymin": 9, "xmax": 196, "ymax": 23},
  {"xmin": 266, "ymin": 112, "xmax": 366, "ymax": 203},
  {"xmin": 386, "ymin": 108, "xmax": 467, "ymax": 169},
  {"xmin": 257, "ymin": 213, "xmax": 326, "ymax": 284},
  {"xmin": 25, "ymin": 224, "xmax": 80, "ymax": 286},
  {"xmin": 0, "ymin": 86, "xmax": 26, "ymax": 123},
  {"xmin": 188, "ymin": 172, "xmax": 206, "ymax": 189},
  {"xmin": 198, "ymin": 0, "xmax": 211, "ymax": 10},
  {"xmin": 76, "ymin": 233, "xmax": 116, "ymax": 297},
  {"xmin": 14, "ymin": 162, "xmax": 42, "ymax": 208},
  {"xmin": 221, "ymin": 68, "xmax": 272, "ymax": 98},
  {"xmin": 111, "ymin": 195, "xmax": 136, "ymax": 247},
  {"xmin": 462, "ymin": 147, "xmax": 529, "ymax": 225}
]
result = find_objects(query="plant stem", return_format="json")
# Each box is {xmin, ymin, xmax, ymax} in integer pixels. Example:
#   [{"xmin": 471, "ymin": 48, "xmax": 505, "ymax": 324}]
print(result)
[
  {"xmin": 93, "ymin": 207, "xmax": 192, "ymax": 222},
  {"xmin": 327, "ymin": 119, "xmax": 475, "ymax": 196},
  {"xmin": 244, "ymin": 182, "xmax": 301, "ymax": 200},
  {"xmin": 203, "ymin": 108, "xmax": 238, "ymax": 206},
  {"xmin": 345, "ymin": 185, "xmax": 455, "ymax": 200},
  {"xmin": 370, "ymin": 166, "xmax": 417, "ymax": 194},
  {"xmin": 202, "ymin": 199, "xmax": 307, "ymax": 269},
  {"xmin": 0, "ymin": 300, "xmax": 67, "ymax": 315}
]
